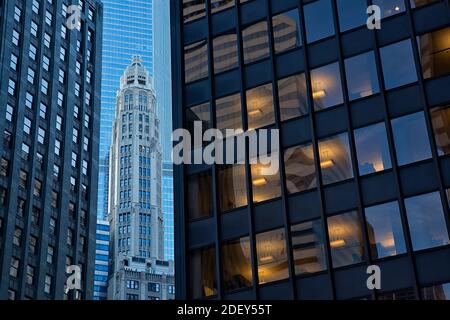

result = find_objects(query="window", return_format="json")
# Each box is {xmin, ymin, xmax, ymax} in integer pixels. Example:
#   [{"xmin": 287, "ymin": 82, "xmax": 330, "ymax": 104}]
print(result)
[
  {"xmin": 26, "ymin": 265, "xmax": 35, "ymax": 285},
  {"xmin": 222, "ymin": 236, "xmax": 253, "ymax": 292},
  {"xmin": 31, "ymin": 21, "xmax": 38, "ymax": 38},
  {"xmin": 291, "ymin": 219, "xmax": 327, "ymax": 275},
  {"xmin": 0, "ymin": 158, "xmax": 9, "ymax": 177},
  {"xmin": 218, "ymin": 165, "xmax": 247, "ymax": 212},
  {"xmin": 26, "ymin": 92, "xmax": 34, "ymax": 109},
  {"xmin": 328, "ymin": 211, "xmax": 364, "ymax": 268},
  {"xmin": 391, "ymin": 112, "xmax": 432, "ymax": 166},
  {"xmin": 418, "ymin": 27, "xmax": 450, "ymax": 79},
  {"xmin": 405, "ymin": 192, "xmax": 450, "ymax": 251},
  {"xmin": 246, "ymin": 83, "xmax": 275, "ymax": 130},
  {"xmin": 284, "ymin": 143, "xmax": 317, "ymax": 193},
  {"xmin": 365, "ymin": 201, "xmax": 407, "ymax": 259},
  {"xmin": 8, "ymin": 79, "xmax": 16, "ymax": 96},
  {"xmin": 184, "ymin": 40, "xmax": 208, "ymax": 83},
  {"xmin": 41, "ymin": 78, "xmax": 49, "ymax": 95},
  {"xmin": 5, "ymin": 104, "xmax": 14, "ymax": 122},
  {"xmin": 215, "ymin": 93, "xmax": 242, "ymax": 133},
  {"xmin": 430, "ymin": 105, "xmax": 450, "ymax": 156},
  {"xmin": 27, "ymin": 67, "xmax": 35, "ymax": 84},
  {"xmin": 336, "ymin": 0, "xmax": 368, "ymax": 32},
  {"xmin": 14, "ymin": 6, "xmax": 21, "ymax": 22},
  {"xmin": 19, "ymin": 170, "xmax": 27, "ymax": 188},
  {"xmin": 304, "ymin": 0, "xmax": 335, "ymax": 43},
  {"xmin": 56, "ymin": 115, "xmax": 63, "ymax": 131},
  {"xmin": 34, "ymin": 179, "xmax": 42, "ymax": 197},
  {"xmin": 10, "ymin": 53, "xmax": 18, "ymax": 70},
  {"xmin": 38, "ymin": 127, "xmax": 46, "ymax": 144},
  {"xmin": 10, "ymin": 257, "xmax": 20, "ymax": 278},
  {"xmin": 311, "ymin": 62, "xmax": 344, "ymax": 111},
  {"xmin": 318, "ymin": 132, "xmax": 354, "ymax": 185},
  {"xmin": 47, "ymin": 246, "xmax": 54, "ymax": 263},
  {"xmin": 148, "ymin": 282, "xmax": 159, "ymax": 292},
  {"xmin": 43, "ymin": 55, "xmax": 50, "ymax": 71},
  {"xmin": 256, "ymin": 228, "xmax": 288, "ymax": 284},
  {"xmin": 0, "ymin": 187, "xmax": 6, "ymax": 206},
  {"xmin": 422, "ymin": 282, "xmax": 450, "ymax": 300},
  {"xmin": 411, "ymin": 0, "xmax": 439, "ymax": 8},
  {"xmin": 29, "ymin": 236, "xmax": 38, "ymax": 255},
  {"xmin": 49, "ymin": 218, "xmax": 57, "ymax": 236},
  {"xmin": 372, "ymin": 0, "xmax": 406, "ymax": 19},
  {"xmin": 51, "ymin": 191, "xmax": 58, "ymax": 209},
  {"xmin": 40, "ymin": 103, "xmax": 47, "ymax": 119},
  {"xmin": 242, "ymin": 21, "xmax": 270, "ymax": 64},
  {"xmin": 32, "ymin": 207, "xmax": 40, "ymax": 225},
  {"xmin": 211, "ymin": 0, "xmax": 234, "ymax": 13},
  {"xmin": 213, "ymin": 31, "xmax": 238, "ymax": 74},
  {"xmin": 183, "ymin": 0, "xmax": 206, "ymax": 23},
  {"xmin": 251, "ymin": 154, "xmax": 282, "ymax": 203},
  {"xmin": 13, "ymin": 228, "xmax": 22, "ymax": 246},
  {"xmin": 184, "ymin": 102, "xmax": 210, "ymax": 142},
  {"xmin": 190, "ymin": 247, "xmax": 217, "ymax": 299},
  {"xmin": 354, "ymin": 122, "xmax": 392, "ymax": 176},
  {"xmin": 44, "ymin": 275, "xmax": 52, "ymax": 294},
  {"xmin": 344, "ymin": 51, "xmax": 380, "ymax": 100},
  {"xmin": 187, "ymin": 170, "xmax": 212, "ymax": 220},
  {"xmin": 272, "ymin": 9, "xmax": 302, "ymax": 54},
  {"xmin": 277, "ymin": 73, "xmax": 308, "ymax": 121},
  {"xmin": 380, "ymin": 39, "xmax": 418, "ymax": 90},
  {"xmin": 55, "ymin": 139, "xmax": 61, "ymax": 156}
]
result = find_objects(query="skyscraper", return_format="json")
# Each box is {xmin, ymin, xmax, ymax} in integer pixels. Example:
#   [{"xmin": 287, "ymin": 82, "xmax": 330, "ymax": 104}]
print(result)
[
  {"xmin": 0, "ymin": 0, "xmax": 103, "ymax": 299},
  {"xmin": 93, "ymin": 220, "xmax": 110, "ymax": 300},
  {"xmin": 170, "ymin": 0, "xmax": 450, "ymax": 300},
  {"xmin": 98, "ymin": 0, "xmax": 153, "ymax": 220},
  {"xmin": 108, "ymin": 57, "xmax": 168, "ymax": 299}
]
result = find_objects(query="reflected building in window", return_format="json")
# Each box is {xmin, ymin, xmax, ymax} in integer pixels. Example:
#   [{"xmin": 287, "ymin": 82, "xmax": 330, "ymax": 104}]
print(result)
[{"xmin": 171, "ymin": 0, "xmax": 450, "ymax": 300}]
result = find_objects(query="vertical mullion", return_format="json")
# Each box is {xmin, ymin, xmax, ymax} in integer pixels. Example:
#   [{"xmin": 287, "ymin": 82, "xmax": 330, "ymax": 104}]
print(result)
[
  {"xmin": 330, "ymin": 0, "xmax": 376, "ymax": 300},
  {"xmin": 297, "ymin": 0, "xmax": 336, "ymax": 300},
  {"xmin": 236, "ymin": 0, "xmax": 261, "ymax": 300},
  {"xmin": 367, "ymin": 0, "xmax": 421, "ymax": 300},
  {"xmin": 265, "ymin": 0, "xmax": 297, "ymax": 299}
]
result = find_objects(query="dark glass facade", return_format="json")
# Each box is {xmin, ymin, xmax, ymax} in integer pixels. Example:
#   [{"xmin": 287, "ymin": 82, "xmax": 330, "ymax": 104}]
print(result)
[
  {"xmin": 0, "ymin": 0, "xmax": 103, "ymax": 299},
  {"xmin": 172, "ymin": 0, "xmax": 450, "ymax": 300}
]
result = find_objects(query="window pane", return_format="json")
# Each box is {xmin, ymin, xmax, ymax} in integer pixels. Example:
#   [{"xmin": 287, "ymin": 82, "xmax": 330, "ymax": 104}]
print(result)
[
  {"xmin": 251, "ymin": 154, "xmax": 281, "ymax": 203},
  {"xmin": 211, "ymin": 0, "xmax": 235, "ymax": 14},
  {"xmin": 380, "ymin": 39, "xmax": 418, "ymax": 90},
  {"xmin": 190, "ymin": 247, "xmax": 217, "ymax": 298},
  {"xmin": 417, "ymin": 27, "xmax": 450, "ymax": 79},
  {"xmin": 277, "ymin": 73, "xmax": 308, "ymax": 121},
  {"xmin": 213, "ymin": 31, "xmax": 238, "ymax": 74},
  {"xmin": 256, "ymin": 228, "xmax": 288, "ymax": 284},
  {"xmin": 365, "ymin": 201, "xmax": 407, "ymax": 259},
  {"xmin": 311, "ymin": 62, "xmax": 344, "ymax": 111},
  {"xmin": 336, "ymin": 0, "xmax": 368, "ymax": 32},
  {"xmin": 327, "ymin": 211, "xmax": 364, "ymax": 268},
  {"xmin": 304, "ymin": 0, "xmax": 335, "ymax": 43},
  {"xmin": 319, "ymin": 132, "xmax": 354, "ymax": 185},
  {"xmin": 405, "ymin": 192, "xmax": 450, "ymax": 251},
  {"xmin": 246, "ymin": 83, "xmax": 275, "ymax": 129},
  {"xmin": 284, "ymin": 143, "xmax": 317, "ymax": 193},
  {"xmin": 354, "ymin": 122, "xmax": 392, "ymax": 175},
  {"xmin": 272, "ymin": 9, "xmax": 302, "ymax": 54},
  {"xmin": 422, "ymin": 282, "xmax": 450, "ymax": 300},
  {"xmin": 372, "ymin": 0, "xmax": 406, "ymax": 19},
  {"xmin": 344, "ymin": 51, "xmax": 380, "ymax": 101},
  {"xmin": 216, "ymin": 93, "xmax": 243, "ymax": 133},
  {"xmin": 222, "ymin": 236, "xmax": 253, "ymax": 292},
  {"xmin": 430, "ymin": 105, "xmax": 450, "ymax": 156},
  {"xmin": 392, "ymin": 112, "xmax": 432, "ymax": 166},
  {"xmin": 184, "ymin": 40, "xmax": 209, "ymax": 83},
  {"xmin": 183, "ymin": 0, "xmax": 206, "ymax": 23},
  {"xmin": 291, "ymin": 219, "xmax": 327, "ymax": 275},
  {"xmin": 187, "ymin": 171, "xmax": 212, "ymax": 220},
  {"xmin": 242, "ymin": 21, "xmax": 270, "ymax": 64},
  {"xmin": 218, "ymin": 165, "xmax": 248, "ymax": 212},
  {"xmin": 410, "ymin": 0, "xmax": 439, "ymax": 8},
  {"xmin": 185, "ymin": 103, "xmax": 210, "ymax": 146}
]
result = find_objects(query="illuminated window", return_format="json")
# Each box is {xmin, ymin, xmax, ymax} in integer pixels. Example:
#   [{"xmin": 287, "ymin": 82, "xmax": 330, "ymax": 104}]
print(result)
[
  {"xmin": 328, "ymin": 211, "xmax": 364, "ymax": 268},
  {"xmin": 318, "ymin": 132, "xmax": 354, "ymax": 185},
  {"xmin": 311, "ymin": 62, "xmax": 344, "ymax": 111},
  {"xmin": 218, "ymin": 165, "xmax": 247, "ymax": 212},
  {"xmin": 256, "ymin": 228, "xmax": 288, "ymax": 284},
  {"xmin": 251, "ymin": 154, "xmax": 281, "ymax": 203},
  {"xmin": 246, "ymin": 83, "xmax": 275, "ymax": 130},
  {"xmin": 430, "ymin": 105, "xmax": 450, "ymax": 156},
  {"xmin": 417, "ymin": 27, "xmax": 450, "ymax": 79},
  {"xmin": 222, "ymin": 236, "xmax": 253, "ymax": 292}
]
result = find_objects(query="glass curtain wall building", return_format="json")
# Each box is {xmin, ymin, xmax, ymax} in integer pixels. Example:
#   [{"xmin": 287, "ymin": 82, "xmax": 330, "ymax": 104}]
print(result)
[
  {"xmin": 0, "ymin": 0, "xmax": 103, "ymax": 299},
  {"xmin": 171, "ymin": 0, "xmax": 450, "ymax": 300},
  {"xmin": 98, "ymin": 0, "xmax": 153, "ymax": 220},
  {"xmin": 93, "ymin": 220, "xmax": 110, "ymax": 300}
]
